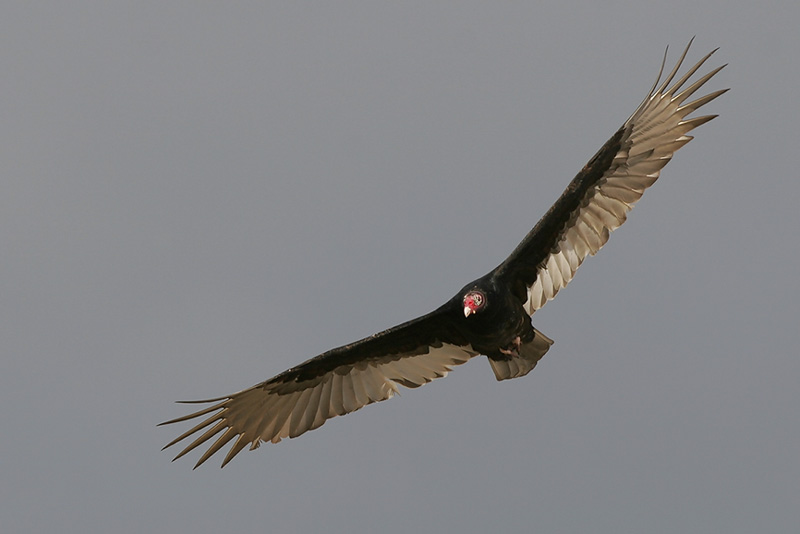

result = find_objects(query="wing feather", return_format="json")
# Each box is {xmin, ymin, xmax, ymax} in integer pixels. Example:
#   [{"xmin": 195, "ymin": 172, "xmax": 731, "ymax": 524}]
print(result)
[
  {"xmin": 221, "ymin": 434, "xmax": 251, "ymax": 468},
  {"xmin": 328, "ymin": 372, "xmax": 347, "ymax": 416},
  {"xmin": 341, "ymin": 373, "xmax": 360, "ymax": 413},
  {"xmin": 160, "ymin": 308, "xmax": 477, "ymax": 468},
  {"xmin": 299, "ymin": 378, "xmax": 325, "ymax": 435},
  {"xmin": 494, "ymin": 41, "xmax": 727, "ymax": 314},
  {"xmin": 289, "ymin": 386, "xmax": 315, "ymax": 438},
  {"xmin": 311, "ymin": 375, "xmax": 334, "ymax": 429}
]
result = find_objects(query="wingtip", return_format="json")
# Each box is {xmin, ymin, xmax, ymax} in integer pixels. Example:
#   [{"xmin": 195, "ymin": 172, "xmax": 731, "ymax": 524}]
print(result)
[{"xmin": 191, "ymin": 454, "xmax": 213, "ymax": 470}]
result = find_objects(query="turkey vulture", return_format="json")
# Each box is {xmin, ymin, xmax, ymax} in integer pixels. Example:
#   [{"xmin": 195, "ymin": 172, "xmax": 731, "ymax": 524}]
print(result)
[{"xmin": 161, "ymin": 41, "xmax": 727, "ymax": 468}]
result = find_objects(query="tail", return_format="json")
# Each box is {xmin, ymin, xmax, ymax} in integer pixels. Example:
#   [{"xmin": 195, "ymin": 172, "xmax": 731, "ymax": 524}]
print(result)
[{"xmin": 488, "ymin": 328, "xmax": 554, "ymax": 381}]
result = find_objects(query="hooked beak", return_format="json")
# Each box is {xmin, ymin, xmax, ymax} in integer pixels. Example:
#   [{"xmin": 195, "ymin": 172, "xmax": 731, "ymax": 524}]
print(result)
[{"xmin": 463, "ymin": 306, "xmax": 473, "ymax": 317}]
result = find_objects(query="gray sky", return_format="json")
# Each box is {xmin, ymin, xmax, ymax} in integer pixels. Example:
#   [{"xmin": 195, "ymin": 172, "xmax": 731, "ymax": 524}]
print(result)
[{"xmin": 2, "ymin": 2, "xmax": 798, "ymax": 533}]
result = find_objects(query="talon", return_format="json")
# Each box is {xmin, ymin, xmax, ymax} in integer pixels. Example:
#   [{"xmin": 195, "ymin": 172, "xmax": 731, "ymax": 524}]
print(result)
[{"xmin": 500, "ymin": 336, "xmax": 522, "ymax": 357}]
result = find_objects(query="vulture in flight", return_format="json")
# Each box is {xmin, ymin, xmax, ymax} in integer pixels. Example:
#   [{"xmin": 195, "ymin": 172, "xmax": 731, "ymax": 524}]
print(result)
[{"xmin": 161, "ymin": 41, "xmax": 727, "ymax": 468}]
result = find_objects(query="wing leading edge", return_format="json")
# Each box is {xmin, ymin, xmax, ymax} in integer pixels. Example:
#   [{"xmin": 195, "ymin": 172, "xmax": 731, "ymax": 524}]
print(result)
[
  {"xmin": 494, "ymin": 40, "xmax": 727, "ymax": 314},
  {"xmin": 160, "ymin": 306, "xmax": 477, "ymax": 468}
]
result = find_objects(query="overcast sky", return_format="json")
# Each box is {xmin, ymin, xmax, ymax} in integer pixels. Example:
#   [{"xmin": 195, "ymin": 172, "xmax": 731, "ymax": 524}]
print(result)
[{"xmin": 3, "ymin": 2, "xmax": 798, "ymax": 533}]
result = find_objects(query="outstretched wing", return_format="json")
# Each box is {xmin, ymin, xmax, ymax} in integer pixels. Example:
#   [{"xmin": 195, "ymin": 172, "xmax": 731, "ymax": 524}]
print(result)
[
  {"xmin": 494, "ymin": 40, "xmax": 727, "ymax": 314},
  {"xmin": 160, "ymin": 305, "xmax": 476, "ymax": 468}
]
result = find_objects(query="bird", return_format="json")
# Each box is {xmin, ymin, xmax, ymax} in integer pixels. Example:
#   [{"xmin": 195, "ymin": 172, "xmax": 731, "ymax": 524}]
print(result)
[{"xmin": 161, "ymin": 40, "xmax": 727, "ymax": 468}]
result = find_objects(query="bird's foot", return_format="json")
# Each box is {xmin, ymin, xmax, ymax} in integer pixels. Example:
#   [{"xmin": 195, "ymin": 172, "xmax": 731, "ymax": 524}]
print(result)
[{"xmin": 499, "ymin": 336, "xmax": 522, "ymax": 358}]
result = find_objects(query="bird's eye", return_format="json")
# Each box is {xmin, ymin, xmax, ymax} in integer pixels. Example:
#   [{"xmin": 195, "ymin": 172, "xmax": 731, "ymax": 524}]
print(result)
[{"xmin": 473, "ymin": 294, "xmax": 483, "ymax": 306}]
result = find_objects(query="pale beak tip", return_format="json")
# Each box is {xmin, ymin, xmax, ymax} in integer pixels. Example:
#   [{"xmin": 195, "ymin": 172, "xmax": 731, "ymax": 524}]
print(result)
[{"xmin": 463, "ymin": 306, "xmax": 473, "ymax": 317}]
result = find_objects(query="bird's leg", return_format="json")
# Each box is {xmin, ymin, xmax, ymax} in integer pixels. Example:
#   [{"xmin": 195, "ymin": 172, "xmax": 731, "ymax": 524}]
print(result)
[{"xmin": 499, "ymin": 336, "xmax": 522, "ymax": 357}]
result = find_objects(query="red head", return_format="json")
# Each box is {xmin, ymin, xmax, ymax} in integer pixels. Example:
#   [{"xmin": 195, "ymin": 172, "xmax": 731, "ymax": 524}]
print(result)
[{"xmin": 463, "ymin": 290, "xmax": 486, "ymax": 317}]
